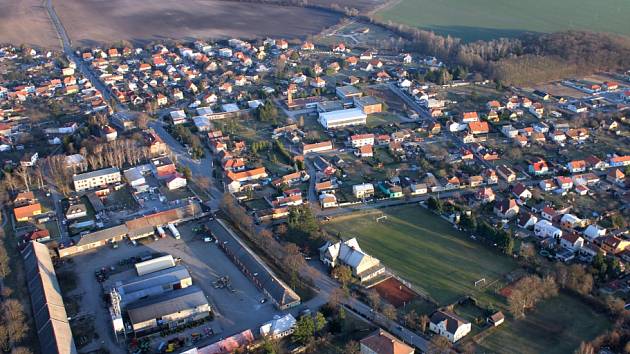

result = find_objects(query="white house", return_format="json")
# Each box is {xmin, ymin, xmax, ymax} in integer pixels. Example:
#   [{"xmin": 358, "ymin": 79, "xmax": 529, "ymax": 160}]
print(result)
[
  {"xmin": 166, "ymin": 175, "xmax": 187, "ymax": 190},
  {"xmin": 318, "ymin": 238, "xmax": 385, "ymax": 283},
  {"xmin": 583, "ymin": 224, "xmax": 606, "ymax": 241},
  {"xmin": 560, "ymin": 233, "xmax": 584, "ymax": 251},
  {"xmin": 429, "ymin": 310, "xmax": 471, "ymax": 343},
  {"xmin": 534, "ymin": 220, "xmax": 562, "ymax": 239},
  {"xmin": 353, "ymin": 183, "xmax": 375, "ymax": 199},
  {"xmin": 560, "ymin": 214, "xmax": 584, "ymax": 229},
  {"xmin": 259, "ymin": 314, "xmax": 296, "ymax": 339}
]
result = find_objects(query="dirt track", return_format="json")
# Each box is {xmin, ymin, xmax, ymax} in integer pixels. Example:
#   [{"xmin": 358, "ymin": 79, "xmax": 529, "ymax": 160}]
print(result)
[
  {"xmin": 52, "ymin": 0, "xmax": 342, "ymax": 47},
  {"xmin": 0, "ymin": 0, "xmax": 60, "ymax": 48}
]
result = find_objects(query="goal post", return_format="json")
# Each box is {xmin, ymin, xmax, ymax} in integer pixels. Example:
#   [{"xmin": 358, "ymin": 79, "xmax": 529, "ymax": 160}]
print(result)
[
  {"xmin": 474, "ymin": 278, "xmax": 486, "ymax": 287},
  {"xmin": 376, "ymin": 215, "xmax": 388, "ymax": 223}
]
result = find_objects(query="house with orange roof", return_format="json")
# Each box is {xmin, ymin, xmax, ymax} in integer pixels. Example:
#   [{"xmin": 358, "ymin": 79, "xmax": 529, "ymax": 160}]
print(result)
[
  {"xmin": 462, "ymin": 111, "xmax": 479, "ymax": 123},
  {"xmin": 360, "ymin": 329, "xmax": 414, "ymax": 354},
  {"xmin": 607, "ymin": 169, "xmax": 625, "ymax": 186},
  {"xmin": 566, "ymin": 160, "xmax": 587, "ymax": 173},
  {"xmin": 14, "ymin": 203, "xmax": 42, "ymax": 222},
  {"xmin": 610, "ymin": 155, "xmax": 630, "ymax": 167},
  {"xmin": 528, "ymin": 159, "xmax": 549, "ymax": 176},
  {"xmin": 302, "ymin": 141, "xmax": 333, "ymax": 154},
  {"xmin": 355, "ymin": 145, "xmax": 373, "ymax": 158},
  {"xmin": 226, "ymin": 167, "xmax": 268, "ymax": 183},
  {"xmin": 467, "ymin": 121, "xmax": 489, "ymax": 135}
]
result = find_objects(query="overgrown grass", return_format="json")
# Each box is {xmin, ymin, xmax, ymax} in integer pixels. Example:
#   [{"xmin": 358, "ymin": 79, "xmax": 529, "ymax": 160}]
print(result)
[{"xmin": 477, "ymin": 293, "xmax": 610, "ymax": 354}]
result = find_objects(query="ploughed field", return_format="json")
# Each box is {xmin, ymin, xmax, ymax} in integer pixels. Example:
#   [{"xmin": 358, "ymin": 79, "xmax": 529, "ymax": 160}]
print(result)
[
  {"xmin": 375, "ymin": 0, "xmax": 630, "ymax": 41},
  {"xmin": 0, "ymin": 0, "xmax": 60, "ymax": 48},
  {"xmin": 52, "ymin": 0, "xmax": 342, "ymax": 46}
]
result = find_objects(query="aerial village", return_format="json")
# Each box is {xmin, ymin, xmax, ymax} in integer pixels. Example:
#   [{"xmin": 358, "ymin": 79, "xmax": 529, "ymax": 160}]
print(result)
[{"xmin": 0, "ymin": 31, "xmax": 629, "ymax": 354}]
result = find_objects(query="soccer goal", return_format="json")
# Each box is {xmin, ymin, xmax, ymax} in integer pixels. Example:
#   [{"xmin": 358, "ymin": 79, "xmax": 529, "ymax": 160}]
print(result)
[
  {"xmin": 474, "ymin": 278, "xmax": 486, "ymax": 287},
  {"xmin": 376, "ymin": 215, "xmax": 388, "ymax": 223}
]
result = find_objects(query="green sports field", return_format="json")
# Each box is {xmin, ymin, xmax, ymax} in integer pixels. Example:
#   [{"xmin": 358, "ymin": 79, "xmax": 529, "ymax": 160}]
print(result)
[
  {"xmin": 324, "ymin": 205, "xmax": 518, "ymax": 305},
  {"xmin": 376, "ymin": 0, "xmax": 630, "ymax": 42}
]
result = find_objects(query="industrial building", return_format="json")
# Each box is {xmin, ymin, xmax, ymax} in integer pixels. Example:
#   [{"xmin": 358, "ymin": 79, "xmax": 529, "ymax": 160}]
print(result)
[
  {"xmin": 126, "ymin": 286, "xmax": 211, "ymax": 335},
  {"xmin": 115, "ymin": 265, "xmax": 192, "ymax": 306},
  {"xmin": 22, "ymin": 242, "xmax": 77, "ymax": 354},
  {"xmin": 318, "ymin": 108, "xmax": 367, "ymax": 129},
  {"xmin": 135, "ymin": 255, "xmax": 176, "ymax": 276}
]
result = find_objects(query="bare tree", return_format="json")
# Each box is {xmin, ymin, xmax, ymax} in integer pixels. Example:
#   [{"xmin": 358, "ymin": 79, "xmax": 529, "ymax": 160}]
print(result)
[
  {"xmin": 419, "ymin": 314, "xmax": 430, "ymax": 333},
  {"xmin": 15, "ymin": 166, "xmax": 31, "ymax": 192},
  {"xmin": 428, "ymin": 335, "xmax": 452, "ymax": 354},
  {"xmin": 575, "ymin": 342, "xmax": 594, "ymax": 354},
  {"xmin": 367, "ymin": 290, "xmax": 381, "ymax": 311},
  {"xmin": 382, "ymin": 303, "xmax": 397, "ymax": 321}
]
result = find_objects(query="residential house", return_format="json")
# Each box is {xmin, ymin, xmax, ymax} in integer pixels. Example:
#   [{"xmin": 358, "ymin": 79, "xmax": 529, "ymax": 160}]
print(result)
[
  {"xmin": 483, "ymin": 169, "xmax": 498, "ymax": 185},
  {"xmin": 468, "ymin": 121, "xmax": 489, "ymax": 135},
  {"xmin": 583, "ymin": 224, "xmax": 606, "ymax": 241},
  {"xmin": 260, "ymin": 314, "xmax": 296, "ymax": 339},
  {"xmin": 360, "ymin": 329, "xmax": 414, "ymax": 354},
  {"xmin": 560, "ymin": 214, "xmax": 585, "ymax": 229},
  {"xmin": 462, "ymin": 112, "xmax": 479, "ymax": 123},
  {"xmin": 379, "ymin": 183, "xmax": 403, "ymax": 198},
  {"xmin": 567, "ymin": 160, "xmax": 587, "ymax": 173},
  {"xmin": 607, "ymin": 169, "xmax": 625, "ymax": 186},
  {"xmin": 356, "ymin": 145, "xmax": 374, "ymax": 158},
  {"xmin": 429, "ymin": 310, "xmax": 471, "ymax": 343},
  {"xmin": 353, "ymin": 183, "xmax": 375, "ymax": 199},
  {"xmin": 14, "ymin": 203, "xmax": 42, "ymax": 222},
  {"xmin": 66, "ymin": 204, "xmax": 87, "ymax": 220},
  {"xmin": 350, "ymin": 134, "xmax": 375, "ymax": 148},
  {"xmin": 476, "ymin": 187, "xmax": 495, "ymax": 203},
  {"xmin": 598, "ymin": 236, "xmax": 630, "ymax": 255},
  {"xmin": 409, "ymin": 183, "xmax": 427, "ymax": 196},
  {"xmin": 529, "ymin": 159, "xmax": 549, "ymax": 176},
  {"xmin": 497, "ymin": 165, "xmax": 516, "ymax": 182},
  {"xmin": 320, "ymin": 194, "xmax": 338, "ymax": 209},
  {"xmin": 539, "ymin": 179, "xmax": 556, "ymax": 192},
  {"xmin": 302, "ymin": 141, "xmax": 333, "ymax": 154},
  {"xmin": 561, "ymin": 233, "xmax": 584, "ymax": 251},
  {"xmin": 534, "ymin": 220, "xmax": 562, "ymax": 239},
  {"xmin": 517, "ymin": 212, "xmax": 538, "ymax": 229},
  {"xmin": 512, "ymin": 183, "xmax": 532, "ymax": 201},
  {"xmin": 555, "ymin": 176, "xmax": 573, "ymax": 190},
  {"xmin": 494, "ymin": 199, "xmax": 519, "ymax": 218},
  {"xmin": 541, "ymin": 206, "xmax": 559, "ymax": 221}
]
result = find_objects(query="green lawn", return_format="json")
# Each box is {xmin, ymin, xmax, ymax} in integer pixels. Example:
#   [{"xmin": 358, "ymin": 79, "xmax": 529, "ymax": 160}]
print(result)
[
  {"xmin": 376, "ymin": 0, "xmax": 630, "ymax": 41},
  {"xmin": 324, "ymin": 205, "xmax": 518, "ymax": 305},
  {"xmin": 477, "ymin": 293, "xmax": 610, "ymax": 354}
]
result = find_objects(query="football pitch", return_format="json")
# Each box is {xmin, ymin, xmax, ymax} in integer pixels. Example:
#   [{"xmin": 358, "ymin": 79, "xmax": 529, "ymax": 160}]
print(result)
[
  {"xmin": 376, "ymin": 0, "xmax": 630, "ymax": 42},
  {"xmin": 324, "ymin": 205, "xmax": 518, "ymax": 305}
]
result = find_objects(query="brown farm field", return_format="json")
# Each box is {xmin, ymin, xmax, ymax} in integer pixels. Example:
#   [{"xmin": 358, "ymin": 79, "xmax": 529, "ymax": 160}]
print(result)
[
  {"xmin": 0, "ymin": 0, "xmax": 60, "ymax": 48},
  {"xmin": 52, "ymin": 0, "xmax": 342, "ymax": 46}
]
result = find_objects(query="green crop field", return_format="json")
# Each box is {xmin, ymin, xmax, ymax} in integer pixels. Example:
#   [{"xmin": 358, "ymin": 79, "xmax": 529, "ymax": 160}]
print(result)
[
  {"xmin": 324, "ymin": 205, "xmax": 518, "ymax": 305},
  {"xmin": 478, "ymin": 294, "xmax": 610, "ymax": 354},
  {"xmin": 376, "ymin": 0, "xmax": 630, "ymax": 42}
]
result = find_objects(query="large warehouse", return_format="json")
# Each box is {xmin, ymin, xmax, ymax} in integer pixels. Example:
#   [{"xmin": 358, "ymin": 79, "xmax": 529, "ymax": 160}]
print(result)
[
  {"xmin": 318, "ymin": 108, "xmax": 367, "ymax": 129},
  {"xmin": 126, "ymin": 286, "xmax": 210, "ymax": 335}
]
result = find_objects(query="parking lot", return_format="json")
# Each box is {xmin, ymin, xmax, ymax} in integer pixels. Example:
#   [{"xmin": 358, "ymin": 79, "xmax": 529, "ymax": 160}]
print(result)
[{"xmin": 58, "ymin": 217, "xmax": 281, "ymax": 353}]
